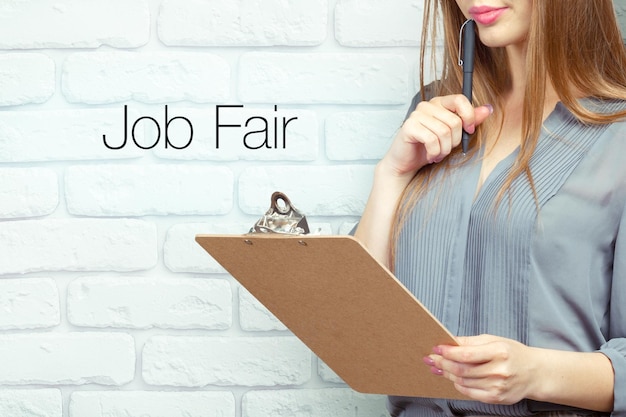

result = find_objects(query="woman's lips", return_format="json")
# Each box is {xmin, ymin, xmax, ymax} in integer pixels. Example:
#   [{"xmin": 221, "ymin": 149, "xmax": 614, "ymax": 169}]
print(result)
[{"xmin": 469, "ymin": 6, "xmax": 508, "ymax": 25}]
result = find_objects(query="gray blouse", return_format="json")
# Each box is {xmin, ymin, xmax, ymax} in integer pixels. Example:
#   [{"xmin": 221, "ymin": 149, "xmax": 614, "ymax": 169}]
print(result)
[{"xmin": 390, "ymin": 100, "xmax": 626, "ymax": 417}]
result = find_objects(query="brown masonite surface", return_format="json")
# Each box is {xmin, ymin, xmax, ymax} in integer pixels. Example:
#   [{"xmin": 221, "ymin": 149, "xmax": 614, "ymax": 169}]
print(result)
[{"xmin": 195, "ymin": 234, "xmax": 466, "ymax": 399}]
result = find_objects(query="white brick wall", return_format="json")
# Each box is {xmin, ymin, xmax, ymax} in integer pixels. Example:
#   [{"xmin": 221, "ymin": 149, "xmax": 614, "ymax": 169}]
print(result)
[
  {"xmin": 0, "ymin": 109, "xmax": 143, "ymax": 162},
  {"xmin": 0, "ymin": 278, "xmax": 60, "ymax": 330},
  {"xmin": 0, "ymin": 390, "xmax": 62, "ymax": 417},
  {"xmin": 62, "ymin": 52, "xmax": 231, "ymax": 104},
  {"xmin": 2, "ymin": 0, "xmax": 620, "ymax": 412},
  {"xmin": 242, "ymin": 389, "xmax": 389, "ymax": 417},
  {"xmin": 158, "ymin": 0, "xmax": 328, "ymax": 46},
  {"xmin": 0, "ymin": 0, "xmax": 150, "ymax": 49},
  {"xmin": 67, "ymin": 276, "xmax": 232, "ymax": 329},
  {"xmin": 70, "ymin": 391, "xmax": 236, "ymax": 417},
  {"xmin": 0, "ymin": 219, "xmax": 157, "ymax": 274},
  {"xmin": 239, "ymin": 53, "xmax": 409, "ymax": 104},
  {"xmin": 0, "ymin": 54, "xmax": 55, "ymax": 105},
  {"xmin": 142, "ymin": 336, "xmax": 311, "ymax": 387},
  {"xmin": 335, "ymin": 0, "xmax": 424, "ymax": 46},
  {"xmin": 0, "ymin": 333, "xmax": 135, "ymax": 385},
  {"xmin": 0, "ymin": 168, "xmax": 59, "ymax": 218},
  {"xmin": 239, "ymin": 165, "xmax": 375, "ymax": 215},
  {"xmin": 326, "ymin": 111, "xmax": 405, "ymax": 160},
  {"xmin": 65, "ymin": 165, "xmax": 234, "ymax": 216}
]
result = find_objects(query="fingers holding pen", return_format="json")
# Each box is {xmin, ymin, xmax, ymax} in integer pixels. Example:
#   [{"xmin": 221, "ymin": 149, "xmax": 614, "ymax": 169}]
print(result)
[
  {"xmin": 403, "ymin": 109, "xmax": 457, "ymax": 163},
  {"xmin": 432, "ymin": 94, "xmax": 476, "ymax": 135},
  {"xmin": 402, "ymin": 95, "xmax": 493, "ymax": 164},
  {"xmin": 405, "ymin": 96, "xmax": 467, "ymax": 163},
  {"xmin": 434, "ymin": 94, "xmax": 493, "ymax": 137},
  {"xmin": 383, "ymin": 95, "xmax": 493, "ymax": 177}
]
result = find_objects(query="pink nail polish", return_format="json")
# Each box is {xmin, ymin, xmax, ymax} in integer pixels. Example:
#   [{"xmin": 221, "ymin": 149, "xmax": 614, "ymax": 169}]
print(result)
[
  {"xmin": 432, "ymin": 346, "xmax": 443, "ymax": 355},
  {"xmin": 431, "ymin": 367, "xmax": 444, "ymax": 376},
  {"xmin": 423, "ymin": 356, "xmax": 435, "ymax": 366}
]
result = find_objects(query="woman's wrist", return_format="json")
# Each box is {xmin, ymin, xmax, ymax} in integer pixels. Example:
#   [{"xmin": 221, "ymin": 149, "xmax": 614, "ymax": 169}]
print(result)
[
  {"xmin": 525, "ymin": 348, "xmax": 614, "ymax": 412},
  {"xmin": 374, "ymin": 157, "xmax": 417, "ymax": 190}
]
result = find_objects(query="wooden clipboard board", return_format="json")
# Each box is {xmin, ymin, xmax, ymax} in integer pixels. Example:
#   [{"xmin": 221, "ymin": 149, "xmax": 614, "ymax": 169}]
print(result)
[{"xmin": 195, "ymin": 234, "xmax": 466, "ymax": 399}]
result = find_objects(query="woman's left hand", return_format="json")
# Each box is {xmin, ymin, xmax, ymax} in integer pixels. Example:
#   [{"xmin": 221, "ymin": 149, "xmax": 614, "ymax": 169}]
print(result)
[{"xmin": 424, "ymin": 334, "xmax": 541, "ymax": 405}]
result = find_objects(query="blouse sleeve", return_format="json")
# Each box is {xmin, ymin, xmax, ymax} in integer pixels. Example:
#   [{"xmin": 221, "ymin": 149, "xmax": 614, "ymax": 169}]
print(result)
[{"xmin": 599, "ymin": 202, "xmax": 626, "ymax": 416}]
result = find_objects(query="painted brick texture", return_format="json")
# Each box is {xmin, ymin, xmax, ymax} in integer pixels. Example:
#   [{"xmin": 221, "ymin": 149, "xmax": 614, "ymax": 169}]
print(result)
[
  {"xmin": 158, "ymin": 0, "xmax": 328, "ymax": 46},
  {"xmin": 0, "ymin": 1, "xmax": 432, "ymax": 414},
  {"xmin": 0, "ymin": 0, "xmax": 149, "ymax": 49}
]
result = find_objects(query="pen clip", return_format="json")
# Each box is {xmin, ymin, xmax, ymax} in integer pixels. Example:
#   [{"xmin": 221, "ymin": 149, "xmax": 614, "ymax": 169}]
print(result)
[{"xmin": 458, "ymin": 19, "xmax": 473, "ymax": 67}]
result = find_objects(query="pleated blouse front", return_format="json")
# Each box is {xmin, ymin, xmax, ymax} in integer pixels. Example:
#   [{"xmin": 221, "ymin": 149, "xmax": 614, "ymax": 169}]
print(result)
[{"xmin": 390, "ymin": 100, "xmax": 626, "ymax": 417}]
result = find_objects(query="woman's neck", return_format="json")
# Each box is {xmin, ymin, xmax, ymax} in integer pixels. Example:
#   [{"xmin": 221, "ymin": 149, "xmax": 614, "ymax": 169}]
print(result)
[
  {"xmin": 504, "ymin": 43, "xmax": 559, "ymax": 111},
  {"xmin": 506, "ymin": 43, "xmax": 530, "ymax": 99}
]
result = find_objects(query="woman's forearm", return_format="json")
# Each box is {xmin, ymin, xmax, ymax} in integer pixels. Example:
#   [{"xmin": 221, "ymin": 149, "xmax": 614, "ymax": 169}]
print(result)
[
  {"xmin": 529, "ymin": 348, "xmax": 614, "ymax": 412},
  {"xmin": 354, "ymin": 161, "xmax": 414, "ymax": 267}
]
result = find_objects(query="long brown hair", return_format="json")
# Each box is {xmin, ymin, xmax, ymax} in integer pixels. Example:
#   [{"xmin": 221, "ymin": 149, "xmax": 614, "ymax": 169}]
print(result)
[{"xmin": 391, "ymin": 0, "xmax": 626, "ymax": 267}]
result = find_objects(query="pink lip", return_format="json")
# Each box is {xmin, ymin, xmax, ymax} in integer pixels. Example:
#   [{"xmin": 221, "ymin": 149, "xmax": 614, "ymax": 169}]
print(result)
[{"xmin": 468, "ymin": 6, "xmax": 508, "ymax": 25}]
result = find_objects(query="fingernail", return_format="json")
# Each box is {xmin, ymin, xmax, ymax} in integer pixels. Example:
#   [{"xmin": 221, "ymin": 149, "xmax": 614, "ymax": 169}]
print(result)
[
  {"xmin": 423, "ymin": 356, "xmax": 435, "ymax": 366},
  {"xmin": 485, "ymin": 104, "xmax": 494, "ymax": 114},
  {"xmin": 432, "ymin": 346, "xmax": 443, "ymax": 355},
  {"xmin": 430, "ymin": 367, "xmax": 444, "ymax": 376},
  {"xmin": 465, "ymin": 124, "xmax": 475, "ymax": 134}
]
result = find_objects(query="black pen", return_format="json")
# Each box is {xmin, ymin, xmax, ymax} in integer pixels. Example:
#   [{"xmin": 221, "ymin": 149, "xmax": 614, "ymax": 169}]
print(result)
[{"xmin": 460, "ymin": 19, "xmax": 476, "ymax": 154}]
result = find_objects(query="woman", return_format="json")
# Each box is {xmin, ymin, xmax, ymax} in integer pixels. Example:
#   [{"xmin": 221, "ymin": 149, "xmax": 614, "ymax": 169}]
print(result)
[{"xmin": 355, "ymin": 1, "xmax": 626, "ymax": 416}]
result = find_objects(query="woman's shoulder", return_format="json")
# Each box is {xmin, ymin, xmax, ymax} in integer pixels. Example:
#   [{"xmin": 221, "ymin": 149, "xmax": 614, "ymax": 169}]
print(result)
[
  {"xmin": 551, "ymin": 98, "xmax": 626, "ymax": 132},
  {"xmin": 581, "ymin": 97, "xmax": 626, "ymax": 113}
]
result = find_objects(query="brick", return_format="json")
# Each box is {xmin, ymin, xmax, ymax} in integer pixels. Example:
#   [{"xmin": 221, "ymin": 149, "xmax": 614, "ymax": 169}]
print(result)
[
  {"xmin": 0, "ymin": 333, "xmax": 135, "ymax": 385},
  {"xmin": 239, "ymin": 286, "xmax": 288, "ymax": 332},
  {"xmin": 0, "ymin": 0, "xmax": 149, "ymax": 49},
  {"xmin": 0, "ymin": 279, "xmax": 60, "ymax": 330},
  {"xmin": 239, "ymin": 53, "xmax": 408, "ymax": 104},
  {"xmin": 339, "ymin": 221, "xmax": 359, "ymax": 235},
  {"xmin": 242, "ymin": 388, "xmax": 388, "ymax": 417},
  {"xmin": 164, "ymin": 222, "xmax": 250, "ymax": 274},
  {"xmin": 0, "ymin": 53, "xmax": 55, "ymax": 106},
  {"xmin": 239, "ymin": 165, "xmax": 375, "ymax": 216},
  {"xmin": 68, "ymin": 276, "xmax": 232, "ymax": 330},
  {"xmin": 0, "ymin": 109, "xmax": 143, "ymax": 163},
  {"xmin": 69, "ymin": 391, "xmax": 235, "ymax": 417},
  {"xmin": 62, "ymin": 52, "xmax": 230, "ymax": 104},
  {"xmin": 319, "ymin": 360, "xmax": 345, "ymax": 384},
  {"xmin": 308, "ymin": 223, "xmax": 334, "ymax": 235},
  {"xmin": 0, "ymin": 219, "xmax": 157, "ymax": 275},
  {"xmin": 326, "ymin": 110, "xmax": 405, "ymax": 160},
  {"xmin": 153, "ymin": 106, "xmax": 319, "ymax": 162},
  {"xmin": 142, "ymin": 336, "xmax": 311, "ymax": 387},
  {"xmin": 0, "ymin": 168, "xmax": 58, "ymax": 218},
  {"xmin": 158, "ymin": 0, "xmax": 327, "ymax": 46},
  {"xmin": 335, "ymin": 0, "xmax": 423, "ymax": 46},
  {"xmin": 0, "ymin": 389, "xmax": 62, "ymax": 417},
  {"xmin": 65, "ymin": 165, "xmax": 233, "ymax": 216},
  {"xmin": 411, "ymin": 47, "xmax": 445, "ymax": 89}
]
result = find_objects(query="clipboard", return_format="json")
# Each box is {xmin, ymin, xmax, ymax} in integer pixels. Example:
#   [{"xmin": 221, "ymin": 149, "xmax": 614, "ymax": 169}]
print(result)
[{"xmin": 195, "ymin": 233, "xmax": 467, "ymax": 400}]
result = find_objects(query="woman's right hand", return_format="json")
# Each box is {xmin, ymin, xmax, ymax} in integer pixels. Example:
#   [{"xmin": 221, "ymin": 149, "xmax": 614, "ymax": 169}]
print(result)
[
  {"xmin": 380, "ymin": 94, "xmax": 493, "ymax": 179},
  {"xmin": 354, "ymin": 95, "xmax": 492, "ymax": 264}
]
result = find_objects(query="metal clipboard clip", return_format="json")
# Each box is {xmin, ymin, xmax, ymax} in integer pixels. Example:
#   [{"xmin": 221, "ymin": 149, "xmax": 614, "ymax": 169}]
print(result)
[{"xmin": 249, "ymin": 191, "xmax": 310, "ymax": 235}]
